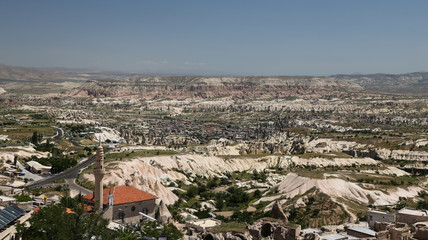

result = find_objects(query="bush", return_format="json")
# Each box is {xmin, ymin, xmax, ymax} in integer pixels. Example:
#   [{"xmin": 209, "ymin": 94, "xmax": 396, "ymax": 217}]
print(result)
[
  {"xmin": 417, "ymin": 200, "xmax": 428, "ymax": 210},
  {"xmin": 418, "ymin": 190, "xmax": 428, "ymax": 198},
  {"xmin": 14, "ymin": 194, "xmax": 32, "ymax": 202},
  {"xmin": 186, "ymin": 186, "xmax": 198, "ymax": 199},
  {"xmin": 357, "ymin": 212, "xmax": 367, "ymax": 221}
]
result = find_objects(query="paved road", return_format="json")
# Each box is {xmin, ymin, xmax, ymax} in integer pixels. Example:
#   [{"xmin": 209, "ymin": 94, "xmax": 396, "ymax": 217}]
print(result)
[
  {"xmin": 26, "ymin": 147, "xmax": 110, "ymax": 189},
  {"xmin": 27, "ymin": 126, "xmax": 104, "ymax": 195},
  {"xmin": 66, "ymin": 178, "xmax": 92, "ymax": 197},
  {"xmin": 51, "ymin": 126, "xmax": 63, "ymax": 139},
  {"xmin": 26, "ymin": 154, "xmax": 97, "ymax": 188}
]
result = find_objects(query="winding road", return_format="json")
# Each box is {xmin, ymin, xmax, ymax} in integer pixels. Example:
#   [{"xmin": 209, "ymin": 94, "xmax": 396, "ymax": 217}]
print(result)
[
  {"xmin": 66, "ymin": 178, "xmax": 92, "ymax": 197},
  {"xmin": 26, "ymin": 126, "xmax": 99, "ymax": 197},
  {"xmin": 26, "ymin": 154, "xmax": 97, "ymax": 188},
  {"xmin": 51, "ymin": 126, "xmax": 64, "ymax": 139}
]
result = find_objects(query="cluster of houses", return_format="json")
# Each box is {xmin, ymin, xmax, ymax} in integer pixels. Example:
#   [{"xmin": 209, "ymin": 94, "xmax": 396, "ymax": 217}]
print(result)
[
  {"xmin": 119, "ymin": 118, "xmax": 277, "ymax": 146},
  {"xmin": 181, "ymin": 204, "xmax": 428, "ymax": 240},
  {"xmin": 0, "ymin": 144, "xmax": 170, "ymax": 240}
]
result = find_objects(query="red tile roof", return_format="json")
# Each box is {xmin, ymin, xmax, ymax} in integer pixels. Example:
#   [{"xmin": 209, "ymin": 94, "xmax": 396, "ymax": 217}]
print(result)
[
  {"xmin": 83, "ymin": 185, "xmax": 157, "ymax": 206},
  {"xmin": 66, "ymin": 208, "xmax": 75, "ymax": 214}
]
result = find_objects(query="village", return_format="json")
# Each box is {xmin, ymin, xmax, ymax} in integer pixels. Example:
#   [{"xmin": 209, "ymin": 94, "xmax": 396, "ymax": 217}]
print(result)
[{"xmin": 0, "ymin": 92, "xmax": 426, "ymax": 240}]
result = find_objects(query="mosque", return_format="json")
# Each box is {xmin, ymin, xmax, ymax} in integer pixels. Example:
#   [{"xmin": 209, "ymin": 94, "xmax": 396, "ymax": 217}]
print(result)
[{"xmin": 83, "ymin": 142, "xmax": 169, "ymax": 223}]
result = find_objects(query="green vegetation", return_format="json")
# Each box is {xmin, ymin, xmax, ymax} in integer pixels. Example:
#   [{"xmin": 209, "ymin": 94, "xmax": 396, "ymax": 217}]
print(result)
[
  {"xmin": 210, "ymin": 222, "xmax": 247, "ymax": 234},
  {"xmin": 16, "ymin": 195, "xmax": 183, "ymax": 240},
  {"xmin": 16, "ymin": 203, "xmax": 112, "ymax": 240},
  {"xmin": 13, "ymin": 194, "xmax": 32, "ymax": 202},
  {"xmin": 27, "ymin": 156, "xmax": 77, "ymax": 174},
  {"xmin": 140, "ymin": 221, "xmax": 183, "ymax": 240},
  {"xmin": 27, "ymin": 185, "xmax": 69, "ymax": 197},
  {"xmin": 296, "ymin": 152, "xmax": 352, "ymax": 159},
  {"xmin": 104, "ymin": 149, "xmax": 178, "ymax": 162},
  {"xmin": 287, "ymin": 192, "xmax": 349, "ymax": 228}
]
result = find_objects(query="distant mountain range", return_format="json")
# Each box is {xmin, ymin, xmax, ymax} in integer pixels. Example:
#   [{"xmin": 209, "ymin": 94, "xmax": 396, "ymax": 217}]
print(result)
[
  {"xmin": 66, "ymin": 76, "xmax": 362, "ymax": 99},
  {"xmin": 331, "ymin": 72, "xmax": 428, "ymax": 96},
  {"xmin": 0, "ymin": 64, "xmax": 83, "ymax": 82},
  {"xmin": 0, "ymin": 64, "xmax": 426, "ymax": 96}
]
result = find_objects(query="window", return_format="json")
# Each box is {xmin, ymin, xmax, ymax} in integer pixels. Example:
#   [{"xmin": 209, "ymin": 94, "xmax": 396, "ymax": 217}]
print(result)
[{"xmin": 131, "ymin": 206, "xmax": 135, "ymax": 212}]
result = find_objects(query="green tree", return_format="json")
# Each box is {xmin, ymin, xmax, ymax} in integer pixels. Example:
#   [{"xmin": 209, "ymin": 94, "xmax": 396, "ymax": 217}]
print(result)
[
  {"xmin": 16, "ymin": 204, "xmax": 112, "ymax": 240},
  {"xmin": 113, "ymin": 225, "xmax": 141, "ymax": 240},
  {"xmin": 140, "ymin": 221, "xmax": 183, "ymax": 240},
  {"xmin": 14, "ymin": 194, "xmax": 32, "ymax": 202},
  {"xmin": 417, "ymin": 200, "xmax": 428, "ymax": 210},
  {"xmin": 31, "ymin": 131, "xmax": 39, "ymax": 145},
  {"xmin": 186, "ymin": 186, "xmax": 198, "ymax": 198}
]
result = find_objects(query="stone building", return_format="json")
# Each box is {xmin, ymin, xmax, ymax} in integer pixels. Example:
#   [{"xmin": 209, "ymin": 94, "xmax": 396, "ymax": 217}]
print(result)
[
  {"xmin": 248, "ymin": 219, "xmax": 301, "ymax": 240},
  {"xmin": 84, "ymin": 185, "xmax": 157, "ymax": 223},
  {"xmin": 396, "ymin": 208, "xmax": 428, "ymax": 225},
  {"xmin": 26, "ymin": 160, "xmax": 51, "ymax": 174},
  {"xmin": 93, "ymin": 141, "xmax": 105, "ymax": 210},
  {"xmin": 346, "ymin": 226, "xmax": 376, "ymax": 239},
  {"xmin": 367, "ymin": 210, "xmax": 396, "ymax": 228},
  {"xmin": 83, "ymin": 142, "xmax": 158, "ymax": 223}
]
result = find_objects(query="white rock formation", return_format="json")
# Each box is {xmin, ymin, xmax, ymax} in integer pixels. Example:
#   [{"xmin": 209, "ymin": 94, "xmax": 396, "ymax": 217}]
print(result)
[
  {"xmin": 260, "ymin": 173, "xmax": 421, "ymax": 206},
  {"xmin": 82, "ymin": 154, "xmax": 379, "ymax": 204},
  {"xmin": 376, "ymin": 149, "xmax": 428, "ymax": 161},
  {"xmin": 94, "ymin": 127, "xmax": 123, "ymax": 143}
]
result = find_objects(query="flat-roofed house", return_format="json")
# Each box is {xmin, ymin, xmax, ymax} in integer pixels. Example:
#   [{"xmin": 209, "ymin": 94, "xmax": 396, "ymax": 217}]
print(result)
[
  {"xmin": 346, "ymin": 226, "xmax": 376, "ymax": 239},
  {"xmin": 367, "ymin": 209, "xmax": 396, "ymax": 228},
  {"xmin": 26, "ymin": 161, "xmax": 51, "ymax": 174},
  {"xmin": 396, "ymin": 208, "xmax": 428, "ymax": 225}
]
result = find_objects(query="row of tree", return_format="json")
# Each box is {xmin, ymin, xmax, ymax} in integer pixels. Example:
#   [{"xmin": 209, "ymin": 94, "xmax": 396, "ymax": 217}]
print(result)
[{"xmin": 17, "ymin": 195, "xmax": 183, "ymax": 240}]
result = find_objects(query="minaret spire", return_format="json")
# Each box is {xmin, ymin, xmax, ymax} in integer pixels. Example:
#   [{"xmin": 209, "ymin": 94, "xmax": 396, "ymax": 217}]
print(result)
[{"xmin": 94, "ymin": 138, "xmax": 105, "ymax": 210}]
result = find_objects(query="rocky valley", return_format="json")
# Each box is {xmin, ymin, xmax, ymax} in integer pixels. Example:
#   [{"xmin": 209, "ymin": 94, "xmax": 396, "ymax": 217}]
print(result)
[{"xmin": 0, "ymin": 66, "xmax": 427, "ymax": 239}]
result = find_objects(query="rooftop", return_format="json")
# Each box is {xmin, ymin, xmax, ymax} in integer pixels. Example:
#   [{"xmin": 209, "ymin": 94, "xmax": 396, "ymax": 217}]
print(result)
[
  {"xmin": 302, "ymin": 228, "xmax": 322, "ymax": 234},
  {"xmin": 27, "ymin": 160, "xmax": 51, "ymax": 170},
  {"xmin": 368, "ymin": 209, "xmax": 393, "ymax": 215},
  {"xmin": 398, "ymin": 208, "xmax": 428, "ymax": 216},
  {"xmin": 321, "ymin": 233, "xmax": 358, "ymax": 240},
  {"xmin": 348, "ymin": 226, "xmax": 376, "ymax": 237},
  {"xmin": 83, "ymin": 185, "xmax": 157, "ymax": 206}
]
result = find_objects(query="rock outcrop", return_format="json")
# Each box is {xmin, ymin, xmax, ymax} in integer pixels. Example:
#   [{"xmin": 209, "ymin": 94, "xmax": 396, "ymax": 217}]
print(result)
[
  {"xmin": 376, "ymin": 149, "xmax": 428, "ymax": 162},
  {"xmin": 332, "ymin": 72, "xmax": 428, "ymax": 96},
  {"xmin": 67, "ymin": 76, "xmax": 363, "ymax": 100},
  {"xmin": 265, "ymin": 173, "xmax": 422, "ymax": 206}
]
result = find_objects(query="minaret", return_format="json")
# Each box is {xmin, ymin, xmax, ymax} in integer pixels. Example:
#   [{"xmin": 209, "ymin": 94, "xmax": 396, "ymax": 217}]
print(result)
[{"xmin": 94, "ymin": 140, "xmax": 105, "ymax": 210}]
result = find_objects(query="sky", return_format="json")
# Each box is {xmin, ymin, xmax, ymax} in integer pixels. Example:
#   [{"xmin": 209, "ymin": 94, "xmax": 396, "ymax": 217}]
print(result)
[{"xmin": 0, "ymin": 0, "xmax": 428, "ymax": 76}]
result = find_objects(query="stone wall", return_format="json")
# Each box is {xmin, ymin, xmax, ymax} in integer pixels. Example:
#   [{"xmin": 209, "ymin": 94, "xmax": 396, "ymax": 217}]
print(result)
[
  {"xmin": 367, "ymin": 210, "xmax": 396, "ymax": 228},
  {"xmin": 396, "ymin": 213, "xmax": 428, "ymax": 225},
  {"xmin": 248, "ymin": 219, "xmax": 301, "ymax": 240},
  {"xmin": 111, "ymin": 199, "xmax": 156, "ymax": 223},
  {"xmin": 414, "ymin": 227, "xmax": 428, "ymax": 240}
]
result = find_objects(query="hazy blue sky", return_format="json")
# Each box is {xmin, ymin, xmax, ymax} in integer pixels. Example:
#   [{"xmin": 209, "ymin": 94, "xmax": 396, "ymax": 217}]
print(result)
[{"xmin": 1, "ymin": 1, "xmax": 427, "ymax": 75}]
